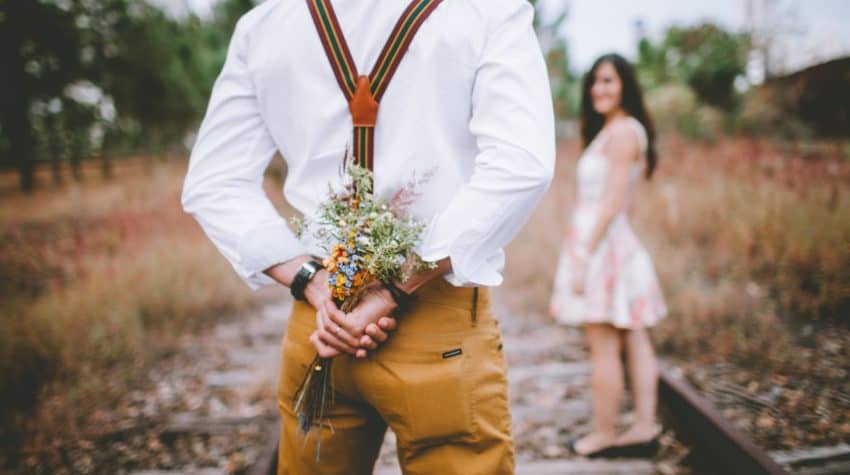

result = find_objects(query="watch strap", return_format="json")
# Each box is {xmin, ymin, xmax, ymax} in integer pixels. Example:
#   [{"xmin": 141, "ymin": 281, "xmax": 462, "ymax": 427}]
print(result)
[{"xmin": 291, "ymin": 260, "xmax": 323, "ymax": 301}]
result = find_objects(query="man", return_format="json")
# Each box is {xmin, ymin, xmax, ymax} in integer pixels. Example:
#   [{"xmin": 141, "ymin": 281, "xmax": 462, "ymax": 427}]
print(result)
[{"xmin": 181, "ymin": 0, "xmax": 555, "ymax": 473}]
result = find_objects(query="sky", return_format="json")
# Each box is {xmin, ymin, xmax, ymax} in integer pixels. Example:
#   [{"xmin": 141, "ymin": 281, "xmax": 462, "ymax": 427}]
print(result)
[
  {"xmin": 547, "ymin": 0, "xmax": 850, "ymax": 74},
  {"xmin": 157, "ymin": 0, "xmax": 850, "ymax": 76}
]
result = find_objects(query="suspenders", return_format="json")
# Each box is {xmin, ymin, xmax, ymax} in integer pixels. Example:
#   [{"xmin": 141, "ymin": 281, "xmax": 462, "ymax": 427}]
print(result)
[{"xmin": 306, "ymin": 0, "xmax": 443, "ymax": 174}]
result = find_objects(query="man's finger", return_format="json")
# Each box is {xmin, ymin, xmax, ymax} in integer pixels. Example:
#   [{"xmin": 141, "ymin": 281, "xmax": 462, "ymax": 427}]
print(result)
[
  {"xmin": 322, "ymin": 319, "xmax": 360, "ymax": 348},
  {"xmin": 324, "ymin": 298, "xmax": 348, "ymax": 323},
  {"xmin": 378, "ymin": 317, "xmax": 397, "ymax": 331},
  {"xmin": 317, "ymin": 328, "xmax": 357, "ymax": 355},
  {"xmin": 355, "ymin": 348, "xmax": 368, "ymax": 359},
  {"xmin": 365, "ymin": 323, "xmax": 388, "ymax": 342},
  {"xmin": 359, "ymin": 334, "xmax": 378, "ymax": 350},
  {"xmin": 310, "ymin": 331, "xmax": 340, "ymax": 358},
  {"xmin": 320, "ymin": 308, "xmax": 360, "ymax": 348},
  {"xmin": 330, "ymin": 309, "xmax": 365, "ymax": 337}
]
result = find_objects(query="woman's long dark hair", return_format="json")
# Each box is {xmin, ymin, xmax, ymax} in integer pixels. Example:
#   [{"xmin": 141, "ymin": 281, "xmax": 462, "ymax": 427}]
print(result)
[{"xmin": 580, "ymin": 53, "xmax": 658, "ymax": 179}]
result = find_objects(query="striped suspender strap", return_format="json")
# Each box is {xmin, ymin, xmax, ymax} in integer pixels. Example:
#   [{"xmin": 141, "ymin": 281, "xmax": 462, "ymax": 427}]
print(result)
[{"xmin": 306, "ymin": 0, "xmax": 443, "ymax": 173}]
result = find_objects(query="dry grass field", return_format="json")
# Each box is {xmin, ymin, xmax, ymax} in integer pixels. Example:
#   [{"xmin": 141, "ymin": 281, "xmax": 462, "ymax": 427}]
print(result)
[
  {"xmin": 501, "ymin": 134, "xmax": 850, "ymax": 448},
  {"xmin": 0, "ymin": 156, "xmax": 289, "ymax": 462},
  {"xmin": 503, "ymin": 135, "xmax": 849, "ymax": 365}
]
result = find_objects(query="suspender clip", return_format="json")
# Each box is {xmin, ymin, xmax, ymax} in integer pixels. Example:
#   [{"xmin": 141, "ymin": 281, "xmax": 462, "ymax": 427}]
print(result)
[{"xmin": 349, "ymin": 75, "xmax": 378, "ymax": 127}]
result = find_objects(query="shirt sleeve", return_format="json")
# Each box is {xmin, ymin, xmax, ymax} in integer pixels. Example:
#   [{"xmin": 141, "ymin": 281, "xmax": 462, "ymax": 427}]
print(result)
[
  {"xmin": 181, "ymin": 15, "xmax": 308, "ymax": 291},
  {"xmin": 417, "ymin": 0, "xmax": 556, "ymax": 287}
]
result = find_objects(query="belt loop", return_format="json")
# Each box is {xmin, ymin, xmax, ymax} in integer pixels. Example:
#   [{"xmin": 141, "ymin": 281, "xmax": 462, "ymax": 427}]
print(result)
[{"xmin": 471, "ymin": 287, "xmax": 479, "ymax": 327}]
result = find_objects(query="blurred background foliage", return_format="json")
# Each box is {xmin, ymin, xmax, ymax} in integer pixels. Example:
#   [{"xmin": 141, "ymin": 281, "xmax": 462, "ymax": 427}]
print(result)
[
  {"xmin": 0, "ymin": 0, "xmax": 249, "ymax": 191},
  {"xmin": 2, "ymin": 0, "xmax": 847, "ymax": 192}
]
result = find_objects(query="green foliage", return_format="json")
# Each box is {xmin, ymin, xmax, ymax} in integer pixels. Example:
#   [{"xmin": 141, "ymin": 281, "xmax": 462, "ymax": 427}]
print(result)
[
  {"xmin": 650, "ymin": 23, "xmax": 749, "ymax": 110},
  {"xmin": 99, "ymin": 3, "xmax": 207, "ymax": 146},
  {"xmin": 636, "ymin": 37, "xmax": 669, "ymax": 90},
  {"xmin": 646, "ymin": 83, "xmax": 726, "ymax": 141},
  {"xmin": 0, "ymin": 0, "xmax": 259, "ymax": 188},
  {"xmin": 530, "ymin": 0, "xmax": 578, "ymax": 120},
  {"xmin": 668, "ymin": 24, "xmax": 749, "ymax": 108},
  {"xmin": 547, "ymin": 41, "xmax": 579, "ymax": 120},
  {"xmin": 636, "ymin": 22, "xmax": 752, "ymax": 138}
]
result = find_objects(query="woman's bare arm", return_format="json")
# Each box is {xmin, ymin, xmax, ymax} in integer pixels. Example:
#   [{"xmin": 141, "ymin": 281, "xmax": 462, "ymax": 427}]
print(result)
[{"xmin": 584, "ymin": 122, "xmax": 640, "ymax": 255}]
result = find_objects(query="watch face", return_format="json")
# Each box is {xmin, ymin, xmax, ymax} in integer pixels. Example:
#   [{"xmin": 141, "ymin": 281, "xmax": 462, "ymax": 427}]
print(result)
[{"xmin": 302, "ymin": 261, "xmax": 321, "ymax": 278}]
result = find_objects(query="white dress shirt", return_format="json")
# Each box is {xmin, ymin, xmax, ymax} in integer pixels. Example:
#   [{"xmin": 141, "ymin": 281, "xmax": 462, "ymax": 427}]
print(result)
[{"xmin": 181, "ymin": 0, "xmax": 556, "ymax": 290}]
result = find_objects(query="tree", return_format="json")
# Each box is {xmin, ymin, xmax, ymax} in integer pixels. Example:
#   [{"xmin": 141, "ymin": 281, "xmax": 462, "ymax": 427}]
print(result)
[
  {"xmin": 662, "ymin": 23, "xmax": 750, "ymax": 109},
  {"xmin": 0, "ymin": 0, "xmax": 220, "ymax": 190},
  {"xmin": 93, "ymin": 1, "xmax": 207, "ymax": 154},
  {"xmin": 636, "ymin": 36, "xmax": 670, "ymax": 90},
  {"xmin": 529, "ymin": 0, "xmax": 577, "ymax": 120},
  {"xmin": 0, "ymin": 0, "xmax": 83, "ymax": 191}
]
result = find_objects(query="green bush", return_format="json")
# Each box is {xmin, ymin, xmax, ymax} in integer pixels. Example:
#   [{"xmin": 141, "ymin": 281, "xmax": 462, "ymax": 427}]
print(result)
[{"xmin": 646, "ymin": 83, "xmax": 726, "ymax": 141}]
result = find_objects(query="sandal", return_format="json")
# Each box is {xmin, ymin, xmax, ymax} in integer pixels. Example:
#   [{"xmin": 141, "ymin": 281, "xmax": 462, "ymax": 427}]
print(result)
[
  {"xmin": 612, "ymin": 436, "xmax": 660, "ymax": 458},
  {"xmin": 567, "ymin": 436, "xmax": 624, "ymax": 459}
]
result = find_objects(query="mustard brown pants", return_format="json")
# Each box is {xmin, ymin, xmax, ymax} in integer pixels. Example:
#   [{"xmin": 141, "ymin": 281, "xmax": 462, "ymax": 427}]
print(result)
[{"xmin": 276, "ymin": 278, "xmax": 514, "ymax": 474}]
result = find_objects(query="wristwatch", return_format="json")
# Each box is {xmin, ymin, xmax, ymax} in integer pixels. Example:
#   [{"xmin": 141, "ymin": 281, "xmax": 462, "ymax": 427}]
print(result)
[{"xmin": 290, "ymin": 260, "xmax": 324, "ymax": 301}]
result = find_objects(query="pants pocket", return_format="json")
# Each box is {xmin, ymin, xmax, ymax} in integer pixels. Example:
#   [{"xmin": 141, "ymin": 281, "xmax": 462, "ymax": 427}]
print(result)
[{"xmin": 382, "ymin": 338, "xmax": 476, "ymax": 446}]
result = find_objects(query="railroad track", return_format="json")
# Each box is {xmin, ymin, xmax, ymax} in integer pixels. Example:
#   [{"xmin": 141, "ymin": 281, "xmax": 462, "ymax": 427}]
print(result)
[
  {"xmin": 113, "ymin": 298, "xmax": 846, "ymax": 475},
  {"xmin": 250, "ymin": 365, "xmax": 850, "ymax": 475},
  {"xmin": 249, "ymin": 318, "xmax": 846, "ymax": 475},
  {"xmin": 658, "ymin": 363, "xmax": 786, "ymax": 474}
]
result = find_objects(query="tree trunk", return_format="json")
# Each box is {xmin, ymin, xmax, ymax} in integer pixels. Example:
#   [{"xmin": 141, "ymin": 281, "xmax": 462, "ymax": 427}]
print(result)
[
  {"xmin": 13, "ymin": 125, "xmax": 36, "ymax": 193},
  {"xmin": 0, "ymin": 6, "xmax": 36, "ymax": 192},
  {"xmin": 47, "ymin": 116, "xmax": 64, "ymax": 186},
  {"xmin": 100, "ymin": 129, "xmax": 113, "ymax": 180},
  {"xmin": 69, "ymin": 130, "xmax": 83, "ymax": 182}
]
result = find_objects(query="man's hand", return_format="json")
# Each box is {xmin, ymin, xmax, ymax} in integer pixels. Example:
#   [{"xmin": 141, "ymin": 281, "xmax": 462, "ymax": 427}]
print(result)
[
  {"xmin": 304, "ymin": 269, "xmax": 395, "ymax": 358},
  {"xmin": 305, "ymin": 276, "xmax": 396, "ymax": 358},
  {"xmin": 328, "ymin": 284, "xmax": 399, "ymax": 358},
  {"xmin": 264, "ymin": 256, "xmax": 366, "ymax": 357},
  {"xmin": 265, "ymin": 255, "xmax": 450, "ymax": 358}
]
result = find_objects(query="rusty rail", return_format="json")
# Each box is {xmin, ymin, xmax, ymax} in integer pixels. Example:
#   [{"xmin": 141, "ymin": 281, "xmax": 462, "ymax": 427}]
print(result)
[
  {"xmin": 254, "ymin": 362, "xmax": 792, "ymax": 474},
  {"xmin": 658, "ymin": 362, "xmax": 788, "ymax": 475}
]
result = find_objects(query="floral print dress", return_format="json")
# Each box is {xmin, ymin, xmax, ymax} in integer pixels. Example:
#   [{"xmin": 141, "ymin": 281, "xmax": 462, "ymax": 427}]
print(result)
[{"xmin": 549, "ymin": 116, "xmax": 667, "ymax": 329}]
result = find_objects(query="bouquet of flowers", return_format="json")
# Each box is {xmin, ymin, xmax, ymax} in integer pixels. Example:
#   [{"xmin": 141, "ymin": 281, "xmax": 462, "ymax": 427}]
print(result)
[{"xmin": 291, "ymin": 155, "xmax": 434, "ymax": 445}]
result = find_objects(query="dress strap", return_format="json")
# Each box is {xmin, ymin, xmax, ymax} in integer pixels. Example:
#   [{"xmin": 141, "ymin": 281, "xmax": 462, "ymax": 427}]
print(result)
[{"xmin": 306, "ymin": 0, "xmax": 444, "ymax": 175}]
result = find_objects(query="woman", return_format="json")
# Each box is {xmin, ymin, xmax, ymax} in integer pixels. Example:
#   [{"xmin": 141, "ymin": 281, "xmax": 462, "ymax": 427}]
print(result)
[{"xmin": 549, "ymin": 53, "xmax": 668, "ymax": 458}]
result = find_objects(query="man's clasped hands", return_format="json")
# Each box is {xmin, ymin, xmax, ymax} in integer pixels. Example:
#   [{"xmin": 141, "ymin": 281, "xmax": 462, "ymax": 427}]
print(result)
[
  {"xmin": 302, "ymin": 267, "xmax": 400, "ymax": 359},
  {"xmin": 266, "ymin": 255, "xmax": 400, "ymax": 359}
]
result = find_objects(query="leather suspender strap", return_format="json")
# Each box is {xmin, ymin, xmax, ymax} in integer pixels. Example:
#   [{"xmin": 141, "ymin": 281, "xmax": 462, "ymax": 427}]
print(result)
[
  {"xmin": 306, "ymin": 0, "xmax": 443, "ymax": 173},
  {"xmin": 368, "ymin": 0, "xmax": 442, "ymax": 102},
  {"xmin": 306, "ymin": 0, "xmax": 358, "ymax": 100}
]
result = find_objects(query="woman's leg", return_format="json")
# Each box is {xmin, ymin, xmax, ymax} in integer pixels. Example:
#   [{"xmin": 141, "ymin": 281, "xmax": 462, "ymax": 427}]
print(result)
[
  {"xmin": 617, "ymin": 328, "xmax": 660, "ymax": 444},
  {"xmin": 574, "ymin": 323, "xmax": 623, "ymax": 454}
]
